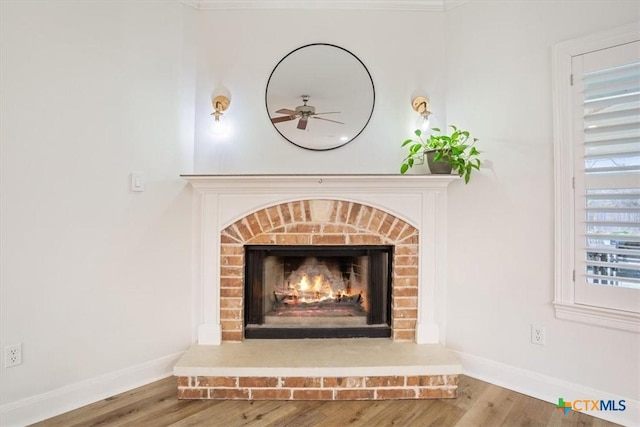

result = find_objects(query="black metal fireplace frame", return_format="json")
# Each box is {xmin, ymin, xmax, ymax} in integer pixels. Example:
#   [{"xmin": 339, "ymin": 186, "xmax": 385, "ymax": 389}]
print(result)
[{"xmin": 244, "ymin": 245, "xmax": 393, "ymax": 339}]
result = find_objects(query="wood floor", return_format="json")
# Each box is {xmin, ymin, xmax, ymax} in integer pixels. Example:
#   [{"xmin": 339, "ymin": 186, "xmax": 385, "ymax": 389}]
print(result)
[{"xmin": 31, "ymin": 375, "xmax": 621, "ymax": 427}]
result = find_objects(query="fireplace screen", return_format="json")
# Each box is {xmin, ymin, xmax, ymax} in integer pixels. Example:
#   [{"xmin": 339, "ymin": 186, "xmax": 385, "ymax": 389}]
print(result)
[{"xmin": 244, "ymin": 245, "xmax": 392, "ymax": 339}]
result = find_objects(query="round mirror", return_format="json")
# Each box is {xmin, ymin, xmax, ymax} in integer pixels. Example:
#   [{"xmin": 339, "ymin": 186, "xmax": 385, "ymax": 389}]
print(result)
[{"xmin": 265, "ymin": 44, "xmax": 375, "ymax": 151}]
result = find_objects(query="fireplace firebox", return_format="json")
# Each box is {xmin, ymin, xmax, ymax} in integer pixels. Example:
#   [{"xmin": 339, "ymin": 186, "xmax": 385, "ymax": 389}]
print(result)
[{"xmin": 244, "ymin": 245, "xmax": 393, "ymax": 339}]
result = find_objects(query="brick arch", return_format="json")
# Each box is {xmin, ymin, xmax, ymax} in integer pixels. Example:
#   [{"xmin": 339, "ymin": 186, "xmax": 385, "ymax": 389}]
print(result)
[{"xmin": 219, "ymin": 199, "xmax": 419, "ymax": 342}]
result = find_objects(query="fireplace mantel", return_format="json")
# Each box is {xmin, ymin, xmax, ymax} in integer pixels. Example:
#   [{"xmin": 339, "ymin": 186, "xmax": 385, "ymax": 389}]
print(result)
[{"xmin": 182, "ymin": 174, "xmax": 458, "ymax": 345}]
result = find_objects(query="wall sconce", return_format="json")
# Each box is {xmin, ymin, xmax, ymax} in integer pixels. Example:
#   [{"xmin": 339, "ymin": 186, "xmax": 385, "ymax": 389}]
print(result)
[
  {"xmin": 411, "ymin": 96, "xmax": 431, "ymax": 131},
  {"xmin": 210, "ymin": 95, "xmax": 230, "ymax": 135}
]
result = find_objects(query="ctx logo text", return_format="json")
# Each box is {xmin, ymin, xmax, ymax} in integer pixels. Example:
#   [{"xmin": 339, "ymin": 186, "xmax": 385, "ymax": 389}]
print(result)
[{"xmin": 556, "ymin": 398, "xmax": 626, "ymax": 414}]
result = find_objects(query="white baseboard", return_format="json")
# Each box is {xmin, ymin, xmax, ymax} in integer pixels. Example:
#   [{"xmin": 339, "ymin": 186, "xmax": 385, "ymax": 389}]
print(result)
[
  {"xmin": 0, "ymin": 352, "xmax": 184, "ymax": 427},
  {"xmin": 455, "ymin": 351, "xmax": 639, "ymax": 427}
]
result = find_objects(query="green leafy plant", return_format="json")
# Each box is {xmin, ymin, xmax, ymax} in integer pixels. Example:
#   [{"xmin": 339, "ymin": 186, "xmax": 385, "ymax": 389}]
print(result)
[{"xmin": 400, "ymin": 125, "xmax": 481, "ymax": 184}]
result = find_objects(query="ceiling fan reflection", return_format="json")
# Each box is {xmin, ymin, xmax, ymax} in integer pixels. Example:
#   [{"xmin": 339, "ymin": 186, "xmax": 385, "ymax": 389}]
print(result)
[{"xmin": 270, "ymin": 95, "xmax": 344, "ymax": 130}]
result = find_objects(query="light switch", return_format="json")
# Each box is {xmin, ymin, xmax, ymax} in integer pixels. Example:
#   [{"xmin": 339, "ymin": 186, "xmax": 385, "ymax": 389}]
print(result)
[{"xmin": 131, "ymin": 172, "xmax": 144, "ymax": 192}]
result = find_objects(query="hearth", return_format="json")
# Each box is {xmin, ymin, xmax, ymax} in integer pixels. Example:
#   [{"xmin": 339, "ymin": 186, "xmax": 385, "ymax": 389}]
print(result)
[{"xmin": 244, "ymin": 245, "xmax": 392, "ymax": 339}]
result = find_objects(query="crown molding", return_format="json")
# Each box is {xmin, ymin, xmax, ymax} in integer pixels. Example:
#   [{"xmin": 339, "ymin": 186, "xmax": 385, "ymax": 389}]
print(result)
[{"xmin": 180, "ymin": 0, "xmax": 451, "ymax": 11}]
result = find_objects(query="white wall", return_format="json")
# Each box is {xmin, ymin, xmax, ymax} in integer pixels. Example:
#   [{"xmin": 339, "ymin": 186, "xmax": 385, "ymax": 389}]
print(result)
[
  {"xmin": 193, "ymin": 8, "xmax": 447, "ymax": 173},
  {"xmin": 0, "ymin": 0, "xmax": 195, "ymax": 423},
  {"xmin": 2, "ymin": 0, "xmax": 639, "ymax": 424},
  {"xmin": 444, "ymin": 0, "xmax": 639, "ymax": 407}
]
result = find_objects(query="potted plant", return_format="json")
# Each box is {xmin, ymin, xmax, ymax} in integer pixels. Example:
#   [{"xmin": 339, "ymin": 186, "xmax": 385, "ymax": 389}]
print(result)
[{"xmin": 400, "ymin": 125, "xmax": 481, "ymax": 184}]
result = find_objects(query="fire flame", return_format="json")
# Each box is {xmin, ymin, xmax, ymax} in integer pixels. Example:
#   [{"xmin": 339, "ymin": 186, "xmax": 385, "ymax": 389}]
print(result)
[{"xmin": 288, "ymin": 272, "xmax": 347, "ymax": 303}]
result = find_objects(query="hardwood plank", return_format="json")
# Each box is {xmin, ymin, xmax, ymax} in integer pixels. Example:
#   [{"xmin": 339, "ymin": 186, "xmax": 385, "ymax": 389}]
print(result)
[
  {"xmin": 30, "ymin": 375, "xmax": 623, "ymax": 427},
  {"xmin": 29, "ymin": 377, "xmax": 177, "ymax": 427},
  {"xmin": 455, "ymin": 382, "xmax": 521, "ymax": 426}
]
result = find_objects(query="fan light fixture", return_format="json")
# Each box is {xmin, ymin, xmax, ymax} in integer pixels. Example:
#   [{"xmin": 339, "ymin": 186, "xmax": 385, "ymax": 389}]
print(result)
[
  {"xmin": 412, "ymin": 96, "xmax": 431, "ymax": 131},
  {"xmin": 210, "ymin": 95, "xmax": 230, "ymax": 135}
]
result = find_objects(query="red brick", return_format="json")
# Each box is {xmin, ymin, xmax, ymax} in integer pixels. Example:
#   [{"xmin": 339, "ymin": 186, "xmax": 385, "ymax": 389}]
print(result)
[
  {"xmin": 221, "ymin": 244, "xmax": 243, "ymax": 255},
  {"xmin": 348, "ymin": 235, "xmax": 383, "ymax": 245},
  {"xmin": 291, "ymin": 201, "xmax": 305, "ymax": 222},
  {"xmin": 220, "ymin": 320, "xmax": 242, "ymax": 331},
  {"xmin": 220, "ymin": 309, "xmax": 242, "ymax": 320},
  {"xmin": 286, "ymin": 224, "xmax": 321, "ymax": 233},
  {"xmin": 394, "ymin": 297, "xmax": 418, "ymax": 309},
  {"xmin": 195, "ymin": 376, "xmax": 237, "ymax": 387},
  {"xmin": 393, "ymin": 330, "xmax": 415, "ymax": 341},
  {"xmin": 323, "ymin": 377, "xmax": 363, "ymax": 388},
  {"xmin": 302, "ymin": 200, "xmax": 312, "ymax": 221},
  {"xmin": 251, "ymin": 388, "xmax": 292, "ymax": 400},
  {"xmin": 220, "ymin": 255, "xmax": 243, "ymax": 267},
  {"xmin": 392, "ymin": 319, "xmax": 416, "ymax": 330},
  {"xmin": 177, "ymin": 388, "xmax": 209, "ymax": 399},
  {"xmin": 276, "ymin": 234, "xmax": 311, "ymax": 245},
  {"xmin": 220, "ymin": 298, "xmax": 242, "ymax": 309},
  {"xmin": 387, "ymin": 221, "xmax": 407, "ymax": 240},
  {"xmin": 335, "ymin": 201, "xmax": 349, "ymax": 223},
  {"xmin": 322, "ymin": 224, "xmax": 357, "ymax": 234},
  {"xmin": 221, "ymin": 331, "xmax": 242, "ymax": 342},
  {"xmin": 393, "ymin": 277, "xmax": 418, "ymax": 287},
  {"xmin": 220, "ymin": 277, "xmax": 243, "ymax": 288},
  {"xmin": 376, "ymin": 388, "xmax": 417, "ymax": 399},
  {"xmin": 210, "ymin": 388, "xmax": 250, "ymax": 399},
  {"xmin": 220, "ymin": 266, "xmax": 242, "ymax": 277},
  {"xmin": 282, "ymin": 377, "xmax": 322, "ymax": 388},
  {"xmin": 378, "ymin": 215, "xmax": 395, "ymax": 235},
  {"xmin": 401, "ymin": 234, "xmax": 419, "ymax": 244},
  {"xmin": 417, "ymin": 387, "xmax": 444, "ymax": 399},
  {"xmin": 407, "ymin": 375, "xmax": 445, "ymax": 387},
  {"xmin": 246, "ymin": 234, "xmax": 276, "ymax": 244},
  {"xmin": 394, "ymin": 244, "xmax": 418, "ymax": 256},
  {"xmin": 267, "ymin": 206, "xmax": 282, "ymax": 228},
  {"xmin": 220, "ymin": 287, "xmax": 243, "ymax": 298},
  {"xmin": 312, "ymin": 235, "xmax": 346, "ymax": 245},
  {"xmin": 222, "ymin": 226, "xmax": 242, "ymax": 241},
  {"xmin": 442, "ymin": 387, "xmax": 457, "ymax": 398},
  {"xmin": 292, "ymin": 389, "xmax": 334, "ymax": 400},
  {"xmin": 235, "ymin": 220, "xmax": 253, "ymax": 241},
  {"xmin": 393, "ymin": 287, "xmax": 418, "ymax": 297},
  {"xmin": 256, "ymin": 209, "xmax": 272, "ymax": 231},
  {"xmin": 334, "ymin": 389, "xmax": 375, "ymax": 400},
  {"xmin": 365, "ymin": 376, "xmax": 405, "ymax": 387},
  {"xmin": 358, "ymin": 206, "xmax": 373, "ymax": 229},
  {"xmin": 445, "ymin": 375, "xmax": 459, "ymax": 386},
  {"xmin": 394, "ymin": 255, "xmax": 418, "ymax": 267},
  {"xmin": 393, "ymin": 309, "xmax": 418, "ymax": 319},
  {"xmin": 246, "ymin": 214, "xmax": 263, "ymax": 236},
  {"xmin": 176, "ymin": 376, "xmax": 190, "ymax": 387},
  {"xmin": 238, "ymin": 377, "xmax": 279, "ymax": 388},
  {"xmin": 395, "ymin": 266, "xmax": 418, "ymax": 277},
  {"xmin": 369, "ymin": 211, "xmax": 384, "ymax": 232}
]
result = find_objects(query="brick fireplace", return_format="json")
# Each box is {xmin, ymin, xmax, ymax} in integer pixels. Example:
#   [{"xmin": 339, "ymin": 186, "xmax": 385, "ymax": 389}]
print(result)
[
  {"xmin": 174, "ymin": 175, "xmax": 461, "ymax": 401},
  {"xmin": 221, "ymin": 199, "xmax": 417, "ymax": 341}
]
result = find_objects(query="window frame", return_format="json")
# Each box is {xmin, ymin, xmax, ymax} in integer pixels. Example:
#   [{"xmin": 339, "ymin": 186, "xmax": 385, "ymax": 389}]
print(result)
[{"xmin": 552, "ymin": 23, "xmax": 640, "ymax": 333}]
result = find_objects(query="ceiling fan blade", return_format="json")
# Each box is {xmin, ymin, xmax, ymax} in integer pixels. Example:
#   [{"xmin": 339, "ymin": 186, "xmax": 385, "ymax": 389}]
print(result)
[
  {"xmin": 276, "ymin": 108, "xmax": 298, "ymax": 115},
  {"xmin": 297, "ymin": 118, "xmax": 308, "ymax": 130},
  {"xmin": 271, "ymin": 116, "xmax": 296, "ymax": 123},
  {"xmin": 313, "ymin": 112, "xmax": 340, "ymax": 115},
  {"xmin": 312, "ymin": 117, "xmax": 345, "ymax": 125}
]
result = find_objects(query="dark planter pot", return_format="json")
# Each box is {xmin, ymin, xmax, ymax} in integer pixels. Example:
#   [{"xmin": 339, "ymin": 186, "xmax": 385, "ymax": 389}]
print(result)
[{"xmin": 426, "ymin": 150, "xmax": 453, "ymax": 174}]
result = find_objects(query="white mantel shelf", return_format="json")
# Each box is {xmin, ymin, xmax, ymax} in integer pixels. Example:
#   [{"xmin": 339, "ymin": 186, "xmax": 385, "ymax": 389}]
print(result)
[
  {"xmin": 183, "ymin": 173, "xmax": 457, "ymax": 345},
  {"xmin": 181, "ymin": 174, "xmax": 459, "ymax": 191}
]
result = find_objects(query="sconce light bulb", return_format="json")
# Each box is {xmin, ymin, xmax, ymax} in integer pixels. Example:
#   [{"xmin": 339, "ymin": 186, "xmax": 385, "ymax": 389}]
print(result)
[
  {"xmin": 209, "ymin": 112, "xmax": 229, "ymax": 136},
  {"xmin": 416, "ymin": 113, "xmax": 431, "ymax": 132}
]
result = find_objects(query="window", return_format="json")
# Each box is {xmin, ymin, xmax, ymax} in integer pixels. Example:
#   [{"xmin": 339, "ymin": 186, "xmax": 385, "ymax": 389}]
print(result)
[{"xmin": 553, "ymin": 24, "xmax": 640, "ymax": 332}]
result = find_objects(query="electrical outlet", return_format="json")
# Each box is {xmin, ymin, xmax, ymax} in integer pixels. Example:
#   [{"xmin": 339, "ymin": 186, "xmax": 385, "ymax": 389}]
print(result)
[
  {"xmin": 4, "ymin": 344, "xmax": 22, "ymax": 367},
  {"xmin": 531, "ymin": 325, "xmax": 545, "ymax": 346}
]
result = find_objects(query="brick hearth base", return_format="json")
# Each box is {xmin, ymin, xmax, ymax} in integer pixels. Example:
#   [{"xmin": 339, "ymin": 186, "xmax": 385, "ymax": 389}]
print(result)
[
  {"xmin": 173, "ymin": 339, "xmax": 462, "ymax": 402},
  {"xmin": 176, "ymin": 374, "xmax": 458, "ymax": 400}
]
